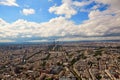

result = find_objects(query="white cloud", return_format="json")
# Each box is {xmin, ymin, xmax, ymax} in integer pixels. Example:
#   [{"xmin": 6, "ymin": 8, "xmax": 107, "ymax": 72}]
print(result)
[
  {"xmin": 49, "ymin": 1, "xmax": 77, "ymax": 18},
  {"xmin": 0, "ymin": 11, "xmax": 120, "ymax": 42},
  {"xmin": 0, "ymin": 0, "xmax": 120, "ymax": 42},
  {"xmin": 0, "ymin": 0, "xmax": 19, "ymax": 6},
  {"xmin": 0, "ymin": 39, "xmax": 15, "ymax": 42},
  {"xmin": 91, "ymin": 4, "xmax": 101, "ymax": 10},
  {"xmin": 0, "ymin": 18, "xmax": 9, "ymax": 26},
  {"xmin": 49, "ymin": 0, "xmax": 93, "ymax": 18},
  {"xmin": 72, "ymin": 0, "xmax": 92, "ymax": 7},
  {"xmin": 94, "ymin": 0, "xmax": 120, "ymax": 10},
  {"xmin": 22, "ymin": 8, "xmax": 35, "ymax": 16},
  {"xmin": 48, "ymin": 0, "xmax": 53, "ymax": 2}
]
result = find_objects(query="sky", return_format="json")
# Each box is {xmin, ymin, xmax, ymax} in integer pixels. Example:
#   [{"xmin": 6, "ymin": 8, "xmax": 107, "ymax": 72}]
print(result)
[{"xmin": 0, "ymin": 0, "xmax": 120, "ymax": 42}]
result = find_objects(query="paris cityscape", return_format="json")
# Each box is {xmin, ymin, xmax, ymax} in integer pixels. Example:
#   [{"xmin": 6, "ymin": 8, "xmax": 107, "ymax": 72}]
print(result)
[
  {"xmin": 0, "ymin": 42, "xmax": 120, "ymax": 80},
  {"xmin": 0, "ymin": 0, "xmax": 120, "ymax": 80}
]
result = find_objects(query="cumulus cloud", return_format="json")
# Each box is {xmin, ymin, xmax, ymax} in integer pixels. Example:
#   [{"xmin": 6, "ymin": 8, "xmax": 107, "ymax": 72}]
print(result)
[
  {"xmin": 73, "ymin": 0, "xmax": 92, "ymax": 7},
  {"xmin": 0, "ymin": 0, "xmax": 19, "ymax": 6},
  {"xmin": 22, "ymin": 8, "xmax": 35, "ymax": 16},
  {"xmin": 0, "ymin": 11, "xmax": 120, "ymax": 42},
  {"xmin": 49, "ymin": 1, "xmax": 77, "ymax": 18},
  {"xmin": 0, "ymin": 0, "xmax": 120, "ymax": 42},
  {"xmin": 49, "ymin": 0, "xmax": 93, "ymax": 18}
]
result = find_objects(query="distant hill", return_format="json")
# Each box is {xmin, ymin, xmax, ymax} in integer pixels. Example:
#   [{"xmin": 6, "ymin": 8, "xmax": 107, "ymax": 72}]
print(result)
[{"xmin": 0, "ymin": 40, "xmax": 120, "ymax": 45}]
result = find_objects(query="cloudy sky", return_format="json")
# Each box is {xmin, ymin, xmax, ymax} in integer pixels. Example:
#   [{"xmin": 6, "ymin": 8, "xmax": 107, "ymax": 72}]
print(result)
[{"xmin": 0, "ymin": 0, "xmax": 120, "ymax": 42}]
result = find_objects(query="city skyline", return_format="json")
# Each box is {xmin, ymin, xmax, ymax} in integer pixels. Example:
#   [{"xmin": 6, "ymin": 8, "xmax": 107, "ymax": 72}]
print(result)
[{"xmin": 0, "ymin": 0, "xmax": 120, "ymax": 42}]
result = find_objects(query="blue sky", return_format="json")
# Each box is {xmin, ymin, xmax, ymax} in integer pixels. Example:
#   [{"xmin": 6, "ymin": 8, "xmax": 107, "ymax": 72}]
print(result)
[
  {"xmin": 0, "ymin": 0, "xmax": 89, "ymax": 23},
  {"xmin": 0, "ymin": 0, "xmax": 120, "ymax": 42},
  {"xmin": 0, "ymin": 0, "xmax": 55, "ymax": 23}
]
